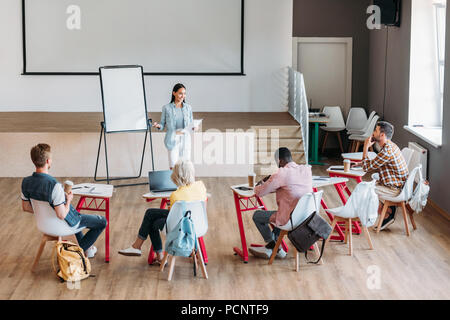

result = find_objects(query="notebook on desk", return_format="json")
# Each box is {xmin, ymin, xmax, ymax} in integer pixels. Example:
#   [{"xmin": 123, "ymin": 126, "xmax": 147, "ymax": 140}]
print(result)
[{"xmin": 148, "ymin": 170, "xmax": 177, "ymax": 193}]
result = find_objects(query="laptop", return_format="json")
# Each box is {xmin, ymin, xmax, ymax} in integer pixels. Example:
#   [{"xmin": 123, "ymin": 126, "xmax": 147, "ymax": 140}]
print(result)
[{"xmin": 148, "ymin": 170, "xmax": 177, "ymax": 193}]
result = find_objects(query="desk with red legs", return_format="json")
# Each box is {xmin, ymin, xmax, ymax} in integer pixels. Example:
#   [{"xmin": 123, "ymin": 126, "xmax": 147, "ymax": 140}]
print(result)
[
  {"xmin": 142, "ymin": 192, "xmax": 210, "ymax": 265},
  {"xmin": 231, "ymin": 184, "xmax": 290, "ymax": 263},
  {"xmin": 73, "ymin": 183, "xmax": 114, "ymax": 263}
]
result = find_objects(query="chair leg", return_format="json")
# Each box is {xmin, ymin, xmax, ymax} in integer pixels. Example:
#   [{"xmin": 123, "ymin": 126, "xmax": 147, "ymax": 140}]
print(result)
[
  {"xmin": 313, "ymin": 242, "xmax": 324, "ymax": 265},
  {"xmin": 347, "ymin": 219, "xmax": 353, "ymax": 256},
  {"xmin": 160, "ymin": 251, "xmax": 169, "ymax": 272},
  {"xmin": 405, "ymin": 204, "xmax": 417, "ymax": 230},
  {"xmin": 325, "ymin": 219, "xmax": 338, "ymax": 246},
  {"xmin": 268, "ymin": 230, "xmax": 288, "ymax": 265},
  {"xmin": 401, "ymin": 202, "xmax": 411, "ymax": 236},
  {"xmin": 196, "ymin": 245, "xmax": 208, "ymax": 280},
  {"xmin": 293, "ymin": 247, "xmax": 299, "ymax": 272},
  {"xmin": 322, "ymin": 132, "xmax": 329, "ymax": 154},
  {"xmin": 167, "ymin": 255, "xmax": 176, "ymax": 281},
  {"xmin": 31, "ymin": 235, "xmax": 48, "ymax": 272},
  {"xmin": 376, "ymin": 202, "xmax": 390, "ymax": 233},
  {"xmin": 363, "ymin": 226, "xmax": 374, "ymax": 250},
  {"xmin": 336, "ymin": 132, "xmax": 344, "ymax": 153},
  {"xmin": 348, "ymin": 140, "xmax": 354, "ymax": 153},
  {"xmin": 355, "ymin": 141, "xmax": 361, "ymax": 152}
]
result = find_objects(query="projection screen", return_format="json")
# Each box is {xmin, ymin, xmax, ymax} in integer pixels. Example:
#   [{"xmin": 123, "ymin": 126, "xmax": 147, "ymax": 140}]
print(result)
[{"xmin": 22, "ymin": 0, "xmax": 244, "ymax": 75}]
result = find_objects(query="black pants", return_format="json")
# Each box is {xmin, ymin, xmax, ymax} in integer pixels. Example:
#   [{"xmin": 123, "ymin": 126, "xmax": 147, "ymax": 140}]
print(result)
[{"xmin": 137, "ymin": 208, "xmax": 169, "ymax": 252}]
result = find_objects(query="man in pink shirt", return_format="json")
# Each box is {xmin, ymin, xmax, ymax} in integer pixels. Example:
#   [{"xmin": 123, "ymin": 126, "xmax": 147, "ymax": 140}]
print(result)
[{"xmin": 249, "ymin": 147, "xmax": 313, "ymax": 259}]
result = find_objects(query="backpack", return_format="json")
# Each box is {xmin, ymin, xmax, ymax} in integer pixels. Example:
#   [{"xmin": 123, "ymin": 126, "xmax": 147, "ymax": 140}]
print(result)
[
  {"xmin": 52, "ymin": 240, "xmax": 91, "ymax": 282},
  {"xmin": 164, "ymin": 202, "xmax": 197, "ymax": 258},
  {"xmin": 408, "ymin": 170, "xmax": 430, "ymax": 213}
]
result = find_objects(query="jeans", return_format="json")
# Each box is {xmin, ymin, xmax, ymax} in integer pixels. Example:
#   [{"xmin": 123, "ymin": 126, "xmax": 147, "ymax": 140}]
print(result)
[
  {"xmin": 75, "ymin": 214, "xmax": 107, "ymax": 251},
  {"xmin": 138, "ymin": 208, "xmax": 170, "ymax": 252},
  {"xmin": 252, "ymin": 210, "xmax": 281, "ymax": 243}
]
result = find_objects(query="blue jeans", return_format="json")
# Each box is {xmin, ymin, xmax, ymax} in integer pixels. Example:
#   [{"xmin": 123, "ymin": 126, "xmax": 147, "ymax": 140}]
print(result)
[{"xmin": 75, "ymin": 214, "xmax": 107, "ymax": 251}]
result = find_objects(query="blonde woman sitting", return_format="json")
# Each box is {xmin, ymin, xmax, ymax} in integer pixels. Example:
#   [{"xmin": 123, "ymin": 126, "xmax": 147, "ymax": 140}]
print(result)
[{"xmin": 118, "ymin": 160, "xmax": 207, "ymax": 264}]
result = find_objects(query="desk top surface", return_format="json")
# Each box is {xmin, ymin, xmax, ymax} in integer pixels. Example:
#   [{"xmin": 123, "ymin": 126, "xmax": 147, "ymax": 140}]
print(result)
[
  {"xmin": 73, "ymin": 183, "xmax": 114, "ymax": 198},
  {"xmin": 341, "ymin": 152, "xmax": 377, "ymax": 161},
  {"xmin": 142, "ymin": 192, "xmax": 212, "ymax": 200},
  {"xmin": 327, "ymin": 166, "xmax": 366, "ymax": 177},
  {"xmin": 309, "ymin": 116, "xmax": 329, "ymax": 123},
  {"xmin": 230, "ymin": 176, "xmax": 349, "ymax": 197}
]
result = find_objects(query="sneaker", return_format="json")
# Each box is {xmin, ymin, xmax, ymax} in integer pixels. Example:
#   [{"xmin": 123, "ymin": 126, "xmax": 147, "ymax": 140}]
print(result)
[
  {"xmin": 85, "ymin": 246, "xmax": 97, "ymax": 258},
  {"xmin": 249, "ymin": 246, "xmax": 272, "ymax": 259},
  {"xmin": 118, "ymin": 246, "xmax": 142, "ymax": 257},
  {"xmin": 276, "ymin": 247, "xmax": 287, "ymax": 259},
  {"xmin": 375, "ymin": 212, "xmax": 396, "ymax": 231}
]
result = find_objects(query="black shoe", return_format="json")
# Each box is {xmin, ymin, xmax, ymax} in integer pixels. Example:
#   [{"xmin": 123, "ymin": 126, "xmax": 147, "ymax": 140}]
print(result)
[{"xmin": 379, "ymin": 211, "xmax": 396, "ymax": 231}]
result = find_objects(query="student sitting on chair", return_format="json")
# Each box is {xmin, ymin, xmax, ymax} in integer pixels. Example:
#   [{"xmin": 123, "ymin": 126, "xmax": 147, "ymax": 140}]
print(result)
[
  {"xmin": 360, "ymin": 121, "xmax": 408, "ymax": 231},
  {"xmin": 249, "ymin": 147, "xmax": 312, "ymax": 259},
  {"xmin": 118, "ymin": 160, "xmax": 206, "ymax": 264},
  {"xmin": 21, "ymin": 144, "xmax": 107, "ymax": 258}
]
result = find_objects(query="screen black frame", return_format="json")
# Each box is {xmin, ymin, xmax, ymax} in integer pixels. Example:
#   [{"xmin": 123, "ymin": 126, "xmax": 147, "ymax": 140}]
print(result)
[{"xmin": 21, "ymin": 0, "xmax": 245, "ymax": 76}]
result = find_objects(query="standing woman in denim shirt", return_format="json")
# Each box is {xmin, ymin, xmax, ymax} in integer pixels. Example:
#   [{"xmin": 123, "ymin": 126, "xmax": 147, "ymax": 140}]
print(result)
[{"xmin": 152, "ymin": 83, "xmax": 194, "ymax": 169}]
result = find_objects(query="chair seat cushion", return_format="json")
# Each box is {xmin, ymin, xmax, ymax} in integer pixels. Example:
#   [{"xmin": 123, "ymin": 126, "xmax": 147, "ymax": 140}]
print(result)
[{"xmin": 325, "ymin": 207, "xmax": 344, "ymax": 215}]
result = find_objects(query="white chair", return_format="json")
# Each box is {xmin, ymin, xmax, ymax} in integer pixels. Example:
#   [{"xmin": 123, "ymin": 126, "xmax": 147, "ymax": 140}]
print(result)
[
  {"xmin": 30, "ymin": 199, "xmax": 85, "ymax": 272},
  {"xmin": 325, "ymin": 181, "xmax": 377, "ymax": 256},
  {"xmin": 346, "ymin": 107, "xmax": 367, "ymax": 133},
  {"xmin": 160, "ymin": 200, "xmax": 208, "ymax": 281},
  {"xmin": 347, "ymin": 111, "xmax": 376, "ymax": 136},
  {"xmin": 321, "ymin": 106, "xmax": 346, "ymax": 153},
  {"xmin": 375, "ymin": 165, "xmax": 422, "ymax": 236},
  {"xmin": 268, "ymin": 191, "xmax": 324, "ymax": 272},
  {"xmin": 348, "ymin": 114, "xmax": 380, "ymax": 152}
]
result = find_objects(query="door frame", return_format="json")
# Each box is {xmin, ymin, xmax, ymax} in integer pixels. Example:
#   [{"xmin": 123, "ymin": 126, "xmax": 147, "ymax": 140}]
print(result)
[{"xmin": 292, "ymin": 37, "xmax": 353, "ymax": 114}]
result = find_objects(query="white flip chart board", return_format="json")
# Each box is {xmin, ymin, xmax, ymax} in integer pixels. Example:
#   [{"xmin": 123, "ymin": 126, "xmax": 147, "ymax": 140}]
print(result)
[{"xmin": 99, "ymin": 66, "xmax": 149, "ymax": 133}]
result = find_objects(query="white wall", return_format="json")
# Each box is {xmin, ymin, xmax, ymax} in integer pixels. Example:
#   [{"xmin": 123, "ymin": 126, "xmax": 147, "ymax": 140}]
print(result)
[{"xmin": 0, "ymin": 0, "xmax": 292, "ymax": 112}]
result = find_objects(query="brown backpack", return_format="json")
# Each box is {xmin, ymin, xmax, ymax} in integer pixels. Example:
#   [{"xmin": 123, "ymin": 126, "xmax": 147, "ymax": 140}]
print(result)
[{"xmin": 52, "ymin": 240, "xmax": 91, "ymax": 282}]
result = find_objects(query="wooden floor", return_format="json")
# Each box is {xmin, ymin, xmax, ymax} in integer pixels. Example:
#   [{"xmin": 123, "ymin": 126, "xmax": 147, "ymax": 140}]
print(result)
[
  {"xmin": 1, "ymin": 162, "xmax": 449, "ymax": 300},
  {"xmin": 0, "ymin": 112, "xmax": 299, "ymax": 132}
]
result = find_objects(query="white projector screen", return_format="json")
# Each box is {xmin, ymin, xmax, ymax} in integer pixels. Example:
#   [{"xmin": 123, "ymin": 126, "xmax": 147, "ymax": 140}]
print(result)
[
  {"xmin": 100, "ymin": 66, "xmax": 148, "ymax": 133},
  {"xmin": 23, "ymin": 0, "xmax": 244, "ymax": 75}
]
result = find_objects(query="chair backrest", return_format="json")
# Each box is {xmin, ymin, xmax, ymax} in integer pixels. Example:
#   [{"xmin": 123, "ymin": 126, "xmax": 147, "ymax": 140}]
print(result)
[
  {"xmin": 166, "ymin": 200, "xmax": 208, "ymax": 237},
  {"xmin": 323, "ymin": 106, "xmax": 345, "ymax": 129},
  {"xmin": 363, "ymin": 114, "xmax": 380, "ymax": 137},
  {"xmin": 333, "ymin": 180, "xmax": 379, "ymax": 226},
  {"xmin": 398, "ymin": 165, "xmax": 422, "ymax": 201},
  {"xmin": 282, "ymin": 190, "xmax": 323, "ymax": 230},
  {"xmin": 346, "ymin": 107, "xmax": 367, "ymax": 131},
  {"xmin": 30, "ymin": 199, "xmax": 83, "ymax": 237}
]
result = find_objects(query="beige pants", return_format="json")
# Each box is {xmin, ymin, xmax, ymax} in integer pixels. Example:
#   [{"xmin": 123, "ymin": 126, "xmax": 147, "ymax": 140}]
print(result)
[{"xmin": 375, "ymin": 183, "xmax": 401, "ymax": 201}]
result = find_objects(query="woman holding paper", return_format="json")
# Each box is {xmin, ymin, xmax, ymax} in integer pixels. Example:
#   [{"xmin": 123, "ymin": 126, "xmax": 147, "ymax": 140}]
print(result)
[{"xmin": 152, "ymin": 83, "xmax": 195, "ymax": 169}]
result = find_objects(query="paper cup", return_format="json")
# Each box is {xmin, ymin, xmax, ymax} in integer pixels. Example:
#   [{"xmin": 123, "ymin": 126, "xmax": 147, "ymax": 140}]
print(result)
[
  {"xmin": 64, "ymin": 180, "xmax": 74, "ymax": 193},
  {"xmin": 343, "ymin": 159, "xmax": 351, "ymax": 172},
  {"xmin": 248, "ymin": 173, "xmax": 256, "ymax": 188}
]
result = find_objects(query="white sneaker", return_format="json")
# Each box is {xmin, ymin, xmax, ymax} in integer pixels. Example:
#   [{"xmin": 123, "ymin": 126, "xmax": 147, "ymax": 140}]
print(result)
[
  {"xmin": 249, "ymin": 246, "xmax": 273, "ymax": 259},
  {"xmin": 85, "ymin": 246, "xmax": 97, "ymax": 258},
  {"xmin": 276, "ymin": 247, "xmax": 287, "ymax": 259},
  {"xmin": 118, "ymin": 246, "xmax": 142, "ymax": 257}
]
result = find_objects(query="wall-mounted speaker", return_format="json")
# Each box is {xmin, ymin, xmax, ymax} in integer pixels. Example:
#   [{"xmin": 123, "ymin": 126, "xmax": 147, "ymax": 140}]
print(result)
[{"xmin": 373, "ymin": 0, "xmax": 401, "ymax": 27}]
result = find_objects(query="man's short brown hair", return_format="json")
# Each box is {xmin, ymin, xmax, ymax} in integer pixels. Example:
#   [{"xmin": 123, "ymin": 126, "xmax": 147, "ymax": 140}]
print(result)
[{"xmin": 30, "ymin": 144, "xmax": 51, "ymax": 168}]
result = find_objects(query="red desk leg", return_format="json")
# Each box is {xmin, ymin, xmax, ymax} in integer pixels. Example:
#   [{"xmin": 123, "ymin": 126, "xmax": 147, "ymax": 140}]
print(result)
[
  {"xmin": 105, "ymin": 198, "xmax": 110, "ymax": 262},
  {"xmin": 75, "ymin": 196, "xmax": 109, "ymax": 263},
  {"xmin": 313, "ymin": 188, "xmax": 345, "ymax": 241},
  {"xmin": 233, "ymin": 193, "xmax": 250, "ymax": 263}
]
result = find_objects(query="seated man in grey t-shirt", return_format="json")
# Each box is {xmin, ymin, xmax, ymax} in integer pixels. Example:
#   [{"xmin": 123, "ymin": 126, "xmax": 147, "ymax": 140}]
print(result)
[{"xmin": 21, "ymin": 143, "xmax": 107, "ymax": 258}]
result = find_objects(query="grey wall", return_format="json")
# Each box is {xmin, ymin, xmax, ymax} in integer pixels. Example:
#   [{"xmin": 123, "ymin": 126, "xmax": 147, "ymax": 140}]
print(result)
[
  {"xmin": 368, "ymin": 0, "xmax": 450, "ymax": 213},
  {"xmin": 293, "ymin": 0, "xmax": 371, "ymax": 107}
]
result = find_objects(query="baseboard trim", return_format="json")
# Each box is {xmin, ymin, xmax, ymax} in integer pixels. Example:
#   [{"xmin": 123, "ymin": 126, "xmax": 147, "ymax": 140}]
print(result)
[{"xmin": 428, "ymin": 199, "xmax": 450, "ymax": 221}]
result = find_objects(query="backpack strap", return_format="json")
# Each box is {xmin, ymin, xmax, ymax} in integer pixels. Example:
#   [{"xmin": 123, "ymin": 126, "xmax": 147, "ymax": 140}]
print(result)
[{"xmin": 306, "ymin": 238, "xmax": 326, "ymax": 264}]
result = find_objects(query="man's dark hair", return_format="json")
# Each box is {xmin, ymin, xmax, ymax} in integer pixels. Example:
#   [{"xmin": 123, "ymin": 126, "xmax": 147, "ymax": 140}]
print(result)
[
  {"xmin": 30, "ymin": 143, "xmax": 51, "ymax": 168},
  {"xmin": 275, "ymin": 147, "xmax": 292, "ymax": 163},
  {"xmin": 377, "ymin": 121, "xmax": 394, "ymax": 140}
]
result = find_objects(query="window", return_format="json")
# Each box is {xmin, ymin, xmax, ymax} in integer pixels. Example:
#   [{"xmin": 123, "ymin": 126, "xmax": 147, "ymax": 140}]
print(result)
[{"xmin": 406, "ymin": 0, "xmax": 445, "ymax": 148}]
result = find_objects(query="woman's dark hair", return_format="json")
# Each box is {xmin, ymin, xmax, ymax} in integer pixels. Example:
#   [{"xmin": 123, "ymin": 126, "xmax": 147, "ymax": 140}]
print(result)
[{"xmin": 170, "ymin": 83, "xmax": 186, "ymax": 103}]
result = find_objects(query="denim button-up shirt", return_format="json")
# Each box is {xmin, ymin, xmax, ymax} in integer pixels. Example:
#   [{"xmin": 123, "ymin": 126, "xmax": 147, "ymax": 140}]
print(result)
[{"xmin": 158, "ymin": 102, "xmax": 193, "ymax": 150}]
